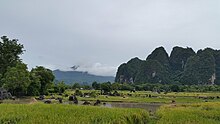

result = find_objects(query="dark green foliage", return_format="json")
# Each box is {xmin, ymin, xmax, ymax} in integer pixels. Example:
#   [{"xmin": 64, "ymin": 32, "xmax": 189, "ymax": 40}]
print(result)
[
  {"xmin": 181, "ymin": 49, "xmax": 216, "ymax": 85},
  {"xmin": 92, "ymin": 81, "xmax": 101, "ymax": 90},
  {"xmin": 74, "ymin": 89, "xmax": 83, "ymax": 96},
  {"xmin": 115, "ymin": 57, "xmax": 144, "ymax": 83},
  {"xmin": 125, "ymin": 57, "xmax": 144, "ymax": 81},
  {"xmin": 111, "ymin": 82, "xmax": 121, "ymax": 90},
  {"xmin": 213, "ymin": 51, "xmax": 220, "ymax": 84},
  {"xmin": 82, "ymin": 85, "xmax": 92, "ymax": 90},
  {"xmin": 27, "ymin": 72, "xmax": 41, "ymax": 96},
  {"xmin": 135, "ymin": 60, "xmax": 171, "ymax": 84},
  {"xmin": 0, "ymin": 36, "xmax": 58, "ymax": 97},
  {"xmin": 54, "ymin": 81, "xmax": 66, "ymax": 93},
  {"xmin": 90, "ymin": 91, "xmax": 97, "ymax": 98},
  {"xmin": 0, "ymin": 36, "xmax": 24, "ymax": 86},
  {"xmin": 115, "ymin": 63, "xmax": 128, "ymax": 83},
  {"xmin": 2, "ymin": 62, "xmax": 30, "ymax": 96},
  {"xmin": 27, "ymin": 84, "xmax": 40, "ymax": 96},
  {"xmin": 170, "ymin": 84, "xmax": 180, "ymax": 92},
  {"xmin": 101, "ymin": 82, "xmax": 112, "ymax": 94},
  {"xmin": 170, "ymin": 46, "xmax": 195, "ymax": 72},
  {"xmin": 115, "ymin": 47, "xmax": 171, "ymax": 84},
  {"xmin": 31, "ymin": 66, "xmax": 55, "ymax": 95},
  {"xmin": 72, "ymin": 83, "xmax": 81, "ymax": 89},
  {"xmin": 115, "ymin": 46, "xmax": 220, "ymax": 85},
  {"xmin": 120, "ymin": 83, "xmax": 134, "ymax": 91},
  {"xmin": 147, "ymin": 47, "xmax": 170, "ymax": 68}
]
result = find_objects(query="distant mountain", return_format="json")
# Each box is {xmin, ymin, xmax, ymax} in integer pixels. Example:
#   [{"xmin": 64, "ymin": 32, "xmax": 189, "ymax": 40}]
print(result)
[{"xmin": 53, "ymin": 69, "xmax": 115, "ymax": 85}]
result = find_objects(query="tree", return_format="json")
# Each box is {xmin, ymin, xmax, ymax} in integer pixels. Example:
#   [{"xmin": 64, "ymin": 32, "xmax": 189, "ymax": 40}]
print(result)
[
  {"xmin": 54, "ymin": 81, "xmax": 66, "ymax": 93},
  {"xmin": 2, "ymin": 62, "xmax": 30, "ymax": 96},
  {"xmin": 92, "ymin": 81, "xmax": 100, "ymax": 90},
  {"xmin": 101, "ymin": 82, "xmax": 112, "ymax": 94},
  {"xmin": 72, "ymin": 83, "xmax": 80, "ymax": 89},
  {"xmin": 82, "ymin": 85, "xmax": 91, "ymax": 90},
  {"xmin": 120, "ymin": 83, "xmax": 134, "ymax": 91},
  {"xmin": 31, "ymin": 66, "xmax": 55, "ymax": 95},
  {"xmin": 0, "ymin": 36, "xmax": 24, "ymax": 86},
  {"xmin": 27, "ymin": 72, "xmax": 41, "ymax": 96},
  {"xmin": 111, "ymin": 82, "xmax": 121, "ymax": 90},
  {"xmin": 170, "ymin": 85, "xmax": 180, "ymax": 92}
]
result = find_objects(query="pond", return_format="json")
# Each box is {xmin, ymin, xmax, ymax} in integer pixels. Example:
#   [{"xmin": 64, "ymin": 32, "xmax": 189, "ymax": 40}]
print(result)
[
  {"xmin": 65, "ymin": 101, "xmax": 163, "ymax": 112},
  {"xmin": 103, "ymin": 102, "xmax": 163, "ymax": 112}
]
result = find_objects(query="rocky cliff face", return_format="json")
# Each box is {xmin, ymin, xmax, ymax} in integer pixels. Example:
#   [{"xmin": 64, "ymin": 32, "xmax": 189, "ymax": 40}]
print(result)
[
  {"xmin": 147, "ymin": 47, "xmax": 170, "ymax": 68},
  {"xmin": 115, "ymin": 57, "xmax": 144, "ymax": 83},
  {"xmin": 181, "ymin": 49, "xmax": 216, "ymax": 85},
  {"xmin": 115, "ymin": 46, "xmax": 220, "ymax": 85},
  {"xmin": 170, "ymin": 46, "xmax": 195, "ymax": 72}
]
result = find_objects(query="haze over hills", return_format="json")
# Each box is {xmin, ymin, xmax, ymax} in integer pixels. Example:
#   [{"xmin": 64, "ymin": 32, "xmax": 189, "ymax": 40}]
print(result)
[{"xmin": 53, "ymin": 69, "xmax": 115, "ymax": 85}]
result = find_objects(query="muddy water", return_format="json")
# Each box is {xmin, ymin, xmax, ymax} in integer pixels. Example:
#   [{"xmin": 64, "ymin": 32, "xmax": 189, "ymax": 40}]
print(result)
[
  {"xmin": 104, "ymin": 102, "xmax": 163, "ymax": 112},
  {"xmin": 65, "ymin": 101, "xmax": 163, "ymax": 112}
]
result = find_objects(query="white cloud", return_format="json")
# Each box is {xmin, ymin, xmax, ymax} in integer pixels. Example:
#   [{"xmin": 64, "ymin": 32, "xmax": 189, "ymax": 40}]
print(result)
[{"xmin": 76, "ymin": 62, "xmax": 117, "ymax": 76}]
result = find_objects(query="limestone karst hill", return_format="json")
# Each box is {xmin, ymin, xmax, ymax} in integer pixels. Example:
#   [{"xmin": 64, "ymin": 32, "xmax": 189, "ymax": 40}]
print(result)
[{"xmin": 115, "ymin": 46, "xmax": 220, "ymax": 85}]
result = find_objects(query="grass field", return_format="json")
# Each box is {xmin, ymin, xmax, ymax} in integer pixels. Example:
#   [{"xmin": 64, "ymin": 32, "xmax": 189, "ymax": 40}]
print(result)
[
  {"xmin": 0, "ymin": 104, "xmax": 149, "ymax": 124},
  {"xmin": 154, "ymin": 102, "xmax": 220, "ymax": 124},
  {"xmin": 64, "ymin": 90, "xmax": 220, "ymax": 103},
  {"xmin": 2, "ymin": 91, "xmax": 220, "ymax": 124},
  {"xmin": 78, "ymin": 95, "xmax": 205, "ymax": 103}
]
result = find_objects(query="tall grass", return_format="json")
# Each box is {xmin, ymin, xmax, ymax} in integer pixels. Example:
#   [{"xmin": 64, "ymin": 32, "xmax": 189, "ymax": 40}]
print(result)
[
  {"xmin": 0, "ymin": 104, "xmax": 149, "ymax": 124},
  {"xmin": 155, "ymin": 102, "xmax": 220, "ymax": 124}
]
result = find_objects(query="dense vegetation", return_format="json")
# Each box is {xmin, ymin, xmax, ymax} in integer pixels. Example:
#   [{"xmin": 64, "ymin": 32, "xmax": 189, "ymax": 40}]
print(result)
[
  {"xmin": 89, "ymin": 82, "xmax": 220, "ymax": 94},
  {"xmin": 115, "ymin": 46, "xmax": 220, "ymax": 85}
]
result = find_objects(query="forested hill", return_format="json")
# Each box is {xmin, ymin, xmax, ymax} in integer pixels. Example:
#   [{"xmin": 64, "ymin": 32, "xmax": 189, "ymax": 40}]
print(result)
[
  {"xmin": 53, "ymin": 70, "xmax": 115, "ymax": 85},
  {"xmin": 115, "ymin": 46, "xmax": 220, "ymax": 85}
]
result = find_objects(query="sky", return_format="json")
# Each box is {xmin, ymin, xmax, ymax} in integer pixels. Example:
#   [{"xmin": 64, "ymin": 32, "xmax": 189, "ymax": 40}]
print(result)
[{"xmin": 0, "ymin": 0, "xmax": 220, "ymax": 76}]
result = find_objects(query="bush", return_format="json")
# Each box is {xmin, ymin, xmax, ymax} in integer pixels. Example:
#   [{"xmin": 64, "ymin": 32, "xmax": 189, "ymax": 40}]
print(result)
[
  {"xmin": 90, "ymin": 91, "xmax": 97, "ymax": 98},
  {"xmin": 74, "ymin": 90, "xmax": 83, "ymax": 96}
]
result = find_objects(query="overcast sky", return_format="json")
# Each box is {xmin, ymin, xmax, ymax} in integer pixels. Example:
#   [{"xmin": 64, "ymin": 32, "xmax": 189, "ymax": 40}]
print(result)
[{"xmin": 0, "ymin": 0, "xmax": 220, "ymax": 76}]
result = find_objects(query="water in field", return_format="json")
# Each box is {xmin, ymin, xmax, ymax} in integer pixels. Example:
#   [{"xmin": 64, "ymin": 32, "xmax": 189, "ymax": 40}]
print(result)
[
  {"xmin": 67, "ymin": 100, "xmax": 163, "ymax": 112},
  {"xmin": 103, "ymin": 102, "xmax": 163, "ymax": 112}
]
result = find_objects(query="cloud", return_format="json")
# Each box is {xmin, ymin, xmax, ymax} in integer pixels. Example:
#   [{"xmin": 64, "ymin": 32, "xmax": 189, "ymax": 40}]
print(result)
[
  {"xmin": 1, "ymin": 0, "xmax": 220, "ymax": 76},
  {"xmin": 75, "ymin": 62, "xmax": 117, "ymax": 76},
  {"xmin": 41, "ymin": 62, "xmax": 117, "ymax": 76}
]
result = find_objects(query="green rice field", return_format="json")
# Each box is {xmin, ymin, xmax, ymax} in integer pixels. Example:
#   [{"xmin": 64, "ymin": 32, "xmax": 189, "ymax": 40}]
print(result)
[
  {"xmin": 0, "ymin": 104, "xmax": 149, "ymax": 124},
  {"xmin": 155, "ymin": 102, "xmax": 220, "ymax": 124},
  {"xmin": 1, "ymin": 91, "xmax": 220, "ymax": 124}
]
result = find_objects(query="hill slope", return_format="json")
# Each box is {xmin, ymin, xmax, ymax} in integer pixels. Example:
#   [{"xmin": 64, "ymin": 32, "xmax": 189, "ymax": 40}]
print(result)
[
  {"xmin": 115, "ymin": 46, "xmax": 220, "ymax": 85},
  {"xmin": 53, "ymin": 69, "xmax": 114, "ymax": 85}
]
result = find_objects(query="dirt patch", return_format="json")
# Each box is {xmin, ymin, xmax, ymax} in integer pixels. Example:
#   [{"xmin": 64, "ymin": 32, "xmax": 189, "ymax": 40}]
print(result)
[{"xmin": 29, "ymin": 98, "xmax": 38, "ymax": 104}]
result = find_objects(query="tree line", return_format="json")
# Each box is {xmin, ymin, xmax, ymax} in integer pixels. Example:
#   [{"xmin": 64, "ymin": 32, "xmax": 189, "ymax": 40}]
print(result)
[{"xmin": 70, "ymin": 81, "xmax": 220, "ymax": 93}]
